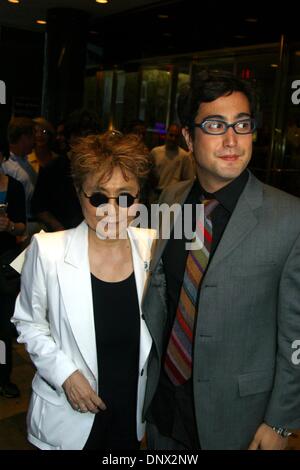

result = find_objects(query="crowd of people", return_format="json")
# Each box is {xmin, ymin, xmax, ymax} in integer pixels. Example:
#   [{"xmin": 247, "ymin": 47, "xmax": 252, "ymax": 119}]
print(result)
[{"xmin": 1, "ymin": 70, "xmax": 300, "ymax": 450}]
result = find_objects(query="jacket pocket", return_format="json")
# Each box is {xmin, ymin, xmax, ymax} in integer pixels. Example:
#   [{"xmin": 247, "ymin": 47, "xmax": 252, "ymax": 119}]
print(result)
[
  {"xmin": 32, "ymin": 373, "xmax": 65, "ymax": 406},
  {"xmin": 238, "ymin": 370, "xmax": 274, "ymax": 397}
]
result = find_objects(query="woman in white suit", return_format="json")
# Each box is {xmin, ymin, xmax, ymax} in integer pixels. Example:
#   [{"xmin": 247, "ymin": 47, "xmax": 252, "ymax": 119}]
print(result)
[{"xmin": 12, "ymin": 132, "xmax": 156, "ymax": 450}]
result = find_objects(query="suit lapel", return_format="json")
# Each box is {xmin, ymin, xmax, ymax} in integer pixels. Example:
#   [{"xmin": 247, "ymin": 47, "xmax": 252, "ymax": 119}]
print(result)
[
  {"xmin": 57, "ymin": 222, "xmax": 98, "ymax": 380},
  {"xmin": 206, "ymin": 173, "xmax": 263, "ymax": 272},
  {"xmin": 149, "ymin": 172, "xmax": 264, "ymax": 274},
  {"xmin": 128, "ymin": 227, "xmax": 156, "ymax": 370}
]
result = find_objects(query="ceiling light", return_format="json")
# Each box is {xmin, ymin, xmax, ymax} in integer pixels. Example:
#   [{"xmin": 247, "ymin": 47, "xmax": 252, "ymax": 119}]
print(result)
[
  {"xmin": 271, "ymin": 64, "xmax": 278, "ymax": 68},
  {"xmin": 158, "ymin": 14, "xmax": 169, "ymax": 19},
  {"xmin": 8, "ymin": 0, "xmax": 20, "ymax": 4},
  {"xmin": 96, "ymin": 0, "xmax": 109, "ymax": 4},
  {"xmin": 36, "ymin": 20, "xmax": 47, "ymax": 25},
  {"xmin": 234, "ymin": 35, "xmax": 246, "ymax": 39},
  {"xmin": 245, "ymin": 18, "xmax": 258, "ymax": 23}
]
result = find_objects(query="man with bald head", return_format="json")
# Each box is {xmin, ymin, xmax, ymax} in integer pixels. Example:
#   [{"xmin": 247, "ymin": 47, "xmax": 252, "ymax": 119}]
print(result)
[{"xmin": 150, "ymin": 123, "xmax": 195, "ymax": 199}]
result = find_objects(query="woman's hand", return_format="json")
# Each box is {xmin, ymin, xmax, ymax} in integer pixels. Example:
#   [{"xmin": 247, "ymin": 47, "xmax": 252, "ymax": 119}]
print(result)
[{"xmin": 63, "ymin": 370, "xmax": 107, "ymax": 414}]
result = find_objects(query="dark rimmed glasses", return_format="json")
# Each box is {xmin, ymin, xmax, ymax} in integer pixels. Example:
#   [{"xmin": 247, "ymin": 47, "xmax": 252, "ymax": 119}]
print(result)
[
  {"xmin": 82, "ymin": 190, "xmax": 139, "ymax": 208},
  {"xmin": 194, "ymin": 118, "xmax": 256, "ymax": 135}
]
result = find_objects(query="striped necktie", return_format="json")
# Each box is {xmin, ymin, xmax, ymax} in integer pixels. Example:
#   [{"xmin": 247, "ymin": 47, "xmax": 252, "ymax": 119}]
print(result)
[{"xmin": 164, "ymin": 198, "xmax": 219, "ymax": 386}]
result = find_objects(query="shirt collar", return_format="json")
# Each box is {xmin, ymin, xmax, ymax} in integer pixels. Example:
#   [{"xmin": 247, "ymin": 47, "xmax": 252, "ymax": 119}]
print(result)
[
  {"xmin": 212, "ymin": 170, "xmax": 249, "ymax": 213},
  {"xmin": 190, "ymin": 170, "xmax": 249, "ymax": 214}
]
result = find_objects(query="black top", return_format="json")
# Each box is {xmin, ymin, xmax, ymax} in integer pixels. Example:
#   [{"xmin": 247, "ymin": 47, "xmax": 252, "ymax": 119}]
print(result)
[
  {"xmin": 31, "ymin": 154, "xmax": 83, "ymax": 229},
  {"xmin": 0, "ymin": 176, "xmax": 26, "ymax": 255},
  {"xmin": 84, "ymin": 272, "xmax": 140, "ymax": 449},
  {"xmin": 148, "ymin": 170, "xmax": 249, "ymax": 449}
]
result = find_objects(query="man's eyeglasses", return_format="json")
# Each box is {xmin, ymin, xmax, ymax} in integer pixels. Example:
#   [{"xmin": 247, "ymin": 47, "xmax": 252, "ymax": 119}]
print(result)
[
  {"xmin": 194, "ymin": 118, "xmax": 256, "ymax": 135},
  {"xmin": 82, "ymin": 190, "xmax": 138, "ymax": 208}
]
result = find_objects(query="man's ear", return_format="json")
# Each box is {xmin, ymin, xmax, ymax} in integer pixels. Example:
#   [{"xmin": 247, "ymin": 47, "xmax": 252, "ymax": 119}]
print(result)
[{"xmin": 182, "ymin": 127, "xmax": 193, "ymax": 153}]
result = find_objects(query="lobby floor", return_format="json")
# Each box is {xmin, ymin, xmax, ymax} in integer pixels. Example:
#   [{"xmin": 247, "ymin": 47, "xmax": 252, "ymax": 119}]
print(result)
[
  {"xmin": 0, "ymin": 341, "xmax": 300, "ymax": 451},
  {"xmin": 0, "ymin": 341, "xmax": 35, "ymax": 449}
]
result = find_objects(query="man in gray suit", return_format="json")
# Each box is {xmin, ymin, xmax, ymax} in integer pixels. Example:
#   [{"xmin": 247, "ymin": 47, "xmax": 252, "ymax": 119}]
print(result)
[{"xmin": 142, "ymin": 71, "xmax": 300, "ymax": 450}]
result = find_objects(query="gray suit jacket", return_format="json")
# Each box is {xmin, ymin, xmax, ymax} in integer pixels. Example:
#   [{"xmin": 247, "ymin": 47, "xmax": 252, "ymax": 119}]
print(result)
[{"xmin": 142, "ymin": 171, "xmax": 300, "ymax": 449}]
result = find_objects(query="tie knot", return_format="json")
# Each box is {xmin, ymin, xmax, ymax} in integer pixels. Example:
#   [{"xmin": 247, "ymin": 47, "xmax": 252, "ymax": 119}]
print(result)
[{"xmin": 201, "ymin": 198, "xmax": 219, "ymax": 217}]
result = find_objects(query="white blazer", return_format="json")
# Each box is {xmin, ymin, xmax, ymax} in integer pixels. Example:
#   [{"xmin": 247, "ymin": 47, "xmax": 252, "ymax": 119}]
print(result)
[{"xmin": 12, "ymin": 221, "xmax": 156, "ymax": 450}]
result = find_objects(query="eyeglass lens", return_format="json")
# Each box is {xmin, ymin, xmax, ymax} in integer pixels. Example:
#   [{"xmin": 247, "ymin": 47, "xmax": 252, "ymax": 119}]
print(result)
[
  {"xmin": 200, "ymin": 118, "xmax": 255, "ymax": 135},
  {"xmin": 88, "ymin": 192, "xmax": 137, "ymax": 208}
]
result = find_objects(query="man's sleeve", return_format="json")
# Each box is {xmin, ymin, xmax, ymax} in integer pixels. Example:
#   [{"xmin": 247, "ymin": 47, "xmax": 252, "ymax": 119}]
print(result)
[
  {"xmin": 11, "ymin": 235, "xmax": 78, "ymax": 392},
  {"xmin": 264, "ymin": 232, "xmax": 300, "ymax": 429}
]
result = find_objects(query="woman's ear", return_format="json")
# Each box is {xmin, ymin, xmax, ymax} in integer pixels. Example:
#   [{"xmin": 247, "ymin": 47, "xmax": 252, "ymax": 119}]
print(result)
[{"xmin": 182, "ymin": 127, "xmax": 194, "ymax": 153}]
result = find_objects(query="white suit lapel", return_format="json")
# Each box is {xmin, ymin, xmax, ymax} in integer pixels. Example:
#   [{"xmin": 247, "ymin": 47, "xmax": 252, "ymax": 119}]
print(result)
[
  {"xmin": 127, "ymin": 227, "xmax": 156, "ymax": 370},
  {"xmin": 57, "ymin": 222, "xmax": 98, "ymax": 380}
]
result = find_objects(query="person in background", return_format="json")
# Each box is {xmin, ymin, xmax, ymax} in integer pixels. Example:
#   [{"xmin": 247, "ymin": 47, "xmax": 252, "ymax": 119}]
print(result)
[
  {"xmin": 143, "ymin": 70, "xmax": 300, "ymax": 450},
  {"xmin": 0, "ymin": 140, "xmax": 26, "ymax": 398},
  {"xmin": 28, "ymin": 117, "xmax": 57, "ymax": 173},
  {"xmin": 150, "ymin": 123, "xmax": 195, "ymax": 200},
  {"xmin": 2, "ymin": 117, "xmax": 36, "ymax": 220},
  {"xmin": 54, "ymin": 121, "xmax": 68, "ymax": 156},
  {"xmin": 31, "ymin": 109, "xmax": 101, "ymax": 232},
  {"xmin": 12, "ymin": 132, "xmax": 155, "ymax": 450},
  {"xmin": 128, "ymin": 119, "xmax": 147, "ymax": 144}
]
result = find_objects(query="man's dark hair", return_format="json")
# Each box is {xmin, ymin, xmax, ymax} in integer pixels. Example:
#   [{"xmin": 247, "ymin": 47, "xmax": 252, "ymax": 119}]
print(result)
[
  {"xmin": 64, "ymin": 109, "xmax": 101, "ymax": 141},
  {"xmin": 7, "ymin": 117, "xmax": 34, "ymax": 144},
  {"xmin": 177, "ymin": 70, "xmax": 256, "ymax": 135}
]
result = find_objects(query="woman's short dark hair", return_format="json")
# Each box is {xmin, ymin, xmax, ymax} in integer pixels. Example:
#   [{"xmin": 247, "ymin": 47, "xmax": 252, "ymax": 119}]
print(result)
[
  {"xmin": 70, "ymin": 131, "xmax": 153, "ymax": 204},
  {"xmin": 177, "ymin": 70, "xmax": 257, "ymax": 136}
]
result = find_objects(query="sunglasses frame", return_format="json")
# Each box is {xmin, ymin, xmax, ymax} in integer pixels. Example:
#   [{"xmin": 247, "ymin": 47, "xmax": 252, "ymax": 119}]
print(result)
[{"xmin": 81, "ymin": 189, "xmax": 139, "ymax": 208}]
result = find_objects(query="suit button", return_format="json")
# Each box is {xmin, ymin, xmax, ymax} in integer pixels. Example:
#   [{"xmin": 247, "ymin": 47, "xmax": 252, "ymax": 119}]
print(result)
[
  {"xmin": 141, "ymin": 314, "xmax": 145, "ymax": 320},
  {"xmin": 141, "ymin": 369, "xmax": 144, "ymax": 376}
]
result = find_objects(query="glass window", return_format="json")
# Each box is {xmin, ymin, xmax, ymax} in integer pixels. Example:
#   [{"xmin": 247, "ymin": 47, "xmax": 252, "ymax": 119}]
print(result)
[
  {"xmin": 279, "ymin": 45, "xmax": 300, "ymax": 196},
  {"xmin": 139, "ymin": 68, "xmax": 171, "ymax": 147}
]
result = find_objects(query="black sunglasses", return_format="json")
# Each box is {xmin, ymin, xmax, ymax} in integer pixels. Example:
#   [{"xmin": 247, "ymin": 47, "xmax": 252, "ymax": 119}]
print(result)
[{"xmin": 82, "ymin": 190, "xmax": 139, "ymax": 208}]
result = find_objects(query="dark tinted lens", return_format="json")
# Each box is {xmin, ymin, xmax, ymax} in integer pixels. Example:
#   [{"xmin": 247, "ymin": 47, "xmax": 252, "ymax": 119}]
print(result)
[
  {"xmin": 89, "ymin": 192, "xmax": 108, "ymax": 207},
  {"xmin": 117, "ymin": 194, "xmax": 136, "ymax": 208}
]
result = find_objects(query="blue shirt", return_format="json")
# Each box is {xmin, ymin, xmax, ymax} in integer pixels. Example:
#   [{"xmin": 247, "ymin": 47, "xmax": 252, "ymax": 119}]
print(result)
[{"xmin": 2, "ymin": 153, "xmax": 37, "ymax": 218}]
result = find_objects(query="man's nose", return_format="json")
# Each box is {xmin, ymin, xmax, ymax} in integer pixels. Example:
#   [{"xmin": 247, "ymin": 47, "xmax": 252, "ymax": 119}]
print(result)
[{"xmin": 223, "ymin": 127, "xmax": 238, "ymax": 146}]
